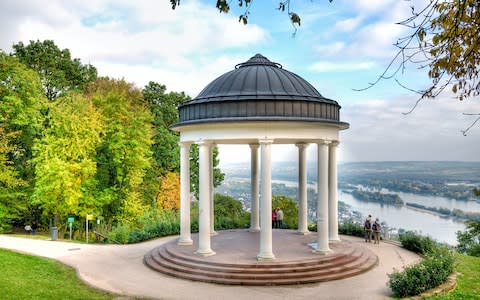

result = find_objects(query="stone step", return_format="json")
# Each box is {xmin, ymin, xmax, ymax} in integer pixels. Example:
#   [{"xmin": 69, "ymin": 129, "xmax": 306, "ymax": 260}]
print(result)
[
  {"xmin": 144, "ymin": 245, "xmax": 378, "ymax": 285},
  {"xmin": 163, "ymin": 242, "xmax": 357, "ymax": 269},
  {"xmin": 150, "ymin": 249, "xmax": 372, "ymax": 280},
  {"xmin": 144, "ymin": 253, "xmax": 378, "ymax": 285},
  {"xmin": 153, "ymin": 246, "xmax": 365, "ymax": 275}
]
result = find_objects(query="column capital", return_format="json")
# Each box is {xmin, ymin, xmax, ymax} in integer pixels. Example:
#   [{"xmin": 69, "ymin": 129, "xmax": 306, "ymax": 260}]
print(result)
[
  {"xmin": 295, "ymin": 142, "xmax": 309, "ymax": 149},
  {"xmin": 195, "ymin": 139, "xmax": 213, "ymax": 146},
  {"xmin": 330, "ymin": 140, "xmax": 340, "ymax": 147},
  {"xmin": 178, "ymin": 141, "xmax": 193, "ymax": 147},
  {"xmin": 317, "ymin": 139, "xmax": 331, "ymax": 146},
  {"xmin": 249, "ymin": 143, "xmax": 260, "ymax": 150},
  {"xmin": 258, "ymin": 138, "xmax": 274, "ymax": 145}
]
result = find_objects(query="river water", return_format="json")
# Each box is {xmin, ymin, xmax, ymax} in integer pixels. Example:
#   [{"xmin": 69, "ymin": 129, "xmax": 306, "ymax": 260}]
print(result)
[
  {"xmin": 338, "ymin": 191, "xmax": 470, "ymax": 245},
  {"xmin": 269, "ymin": 179, "xmax": 480, "ymax": 245}
]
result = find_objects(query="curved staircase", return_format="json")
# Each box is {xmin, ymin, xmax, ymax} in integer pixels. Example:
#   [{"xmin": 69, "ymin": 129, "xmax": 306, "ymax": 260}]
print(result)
[{"xmin": 144, "ymin": 232, "xmax": 378, "ymax": 285}]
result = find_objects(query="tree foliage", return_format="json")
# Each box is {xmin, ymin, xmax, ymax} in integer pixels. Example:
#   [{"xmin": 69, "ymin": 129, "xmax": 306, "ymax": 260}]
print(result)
[
  {"xmin": 156, "ymin": 172, "xmax": 180, "ymax": 210},
  {"xmin": 31, "ymin": 94, "xmax": 104, "ymax": 221},
  {"xmin": 86, "ymin": 78, "xmax": 154, "ymax": 224},
  {"xmin": 457, "ymin": 220, "xmax": 480, "ymax": 256},
  {"xmin": 0, "ymin": 53, "xmax": 46, "ymax": 231},
  {"xmin": 0, "ymin": 40, "xmax": 229, "ymax": 236},
  {"xmin": 142, "ymin": 81, "xmax": 189, "ymax": 174},
  {"xmin": 12, "ymin": 40, "xmax": 97, "ymax": 101}
]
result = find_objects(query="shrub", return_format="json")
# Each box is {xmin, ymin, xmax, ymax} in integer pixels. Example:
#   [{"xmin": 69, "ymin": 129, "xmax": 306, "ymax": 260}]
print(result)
[
  {"xmin": 388, "ymin": 246, "xmax": 455, "ymax": 298},
  {"xmin": 109, "ymin": 223, "xmax": 131, "ymax": 244},
  {"xmin": 399, "ymin": 231, "xmax": 435, "ymax": 254},
  {"xmin": 339, "ymin": 220, "xmax": 364, "ymax": 237},
  {"xmin": 308, "ymin": 220, "xmax": 364, "ymax": 238}
]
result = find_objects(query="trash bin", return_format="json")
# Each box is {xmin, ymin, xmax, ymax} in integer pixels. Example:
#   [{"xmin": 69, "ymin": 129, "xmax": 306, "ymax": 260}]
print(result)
[{"xmin": 51, "ymin": 226, "xmax": 58, "ymax": 241}]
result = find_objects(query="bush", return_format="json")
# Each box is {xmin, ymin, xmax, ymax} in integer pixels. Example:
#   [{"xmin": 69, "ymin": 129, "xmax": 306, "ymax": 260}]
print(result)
[
  {"xmin": 399, "ymin": 231, "xmax": 435, "ymax": 255},
  {"xmin": 109, "ymin": 223, "xmax": 131, "ymax": 244},
  {"xmin": 107, "ymin": 208, "xmax": 180, "ymax": 244},
  {"xmin": 308, "ymin": 220, "xmax": 364, "ymax": 238},
  {"xmin": 339, "ymin": 220, "xmax": 364, "ymax": 237},
  {"xmin": 388, "ymin": 246, "xmax": 455, "ymax": 298}
]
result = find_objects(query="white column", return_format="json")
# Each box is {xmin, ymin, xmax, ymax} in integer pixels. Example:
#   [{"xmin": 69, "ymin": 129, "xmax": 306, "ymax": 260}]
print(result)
[
  {"xmin": 257, "ymin": 139, "xmax": 275, "ymax": 260},
  {"xmin": 329, "ymin": 141, "xmax": 340, "ymax": 242},
  {"xmin": 209, "ymin": 144, "xmax": 217, "ymax": 235},
  {"xmin": 315, "ymin": 140, "xmax": 331, "ymax": 254},
  {"xmin": 195, "ymin": 141, "xmax": 215, "ymax": 256},
  {"xmin": 296, "ymin": 143, "xmax": 309, "ymax": 235},
  {"xmin": 249, "ymin": 143, "xmax": 260, "ymax": 232},
  {"xmin": 178, "ymin": 142, "xmax": 193, "ymax": 245}
]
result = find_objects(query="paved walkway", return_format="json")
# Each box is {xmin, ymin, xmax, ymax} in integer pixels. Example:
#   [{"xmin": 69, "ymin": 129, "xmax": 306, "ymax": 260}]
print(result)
[{"xmin": 0, "ymin": 234, "xmax": 419, "ymax": 300}]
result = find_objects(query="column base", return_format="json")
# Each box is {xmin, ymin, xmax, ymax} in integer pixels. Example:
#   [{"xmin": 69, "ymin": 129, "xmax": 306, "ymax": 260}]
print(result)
[
  {"xmin": 249, "ymin": 227, "xmax": 260, "ymax": 233},
  {"xmin": 195, "ymin": 249, "xmax": 216, "ymax": 257},
  {"xmin": 210, "ymin": 231, "xmax": 218, "ymax": 236},
  {"xmin": 296, "ymin": 230, "xmax": 310, "ymax": 235},
  {"xmin": 177, "ymin": 238, "xmax": 193, "ymax": 246},
  {"xmin": 257, "ymin": 253, "xmax": 275, "ymax": 260},
  {"xmin": 312, "ymin": 248, "xmax": 333, "ymax": 255},
  {"xmin": 329, "ymin": 237, "xmax": 341, "ymax": 243}
]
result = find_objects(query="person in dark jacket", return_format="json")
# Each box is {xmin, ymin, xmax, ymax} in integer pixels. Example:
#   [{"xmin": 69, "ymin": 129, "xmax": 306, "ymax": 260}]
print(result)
[{"xmin": 364, "ymin": 215, "xmax": 372, "ymax": 243}]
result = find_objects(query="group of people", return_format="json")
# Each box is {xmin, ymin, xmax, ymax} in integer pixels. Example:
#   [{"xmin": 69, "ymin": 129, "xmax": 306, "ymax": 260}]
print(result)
[
  {"xmin": 363, "ymin": 215, "xmax": 382, "ymax": 244},
  {"xmin": 272, "ymin": 207, "xmax": 284, "ymax": 228}
]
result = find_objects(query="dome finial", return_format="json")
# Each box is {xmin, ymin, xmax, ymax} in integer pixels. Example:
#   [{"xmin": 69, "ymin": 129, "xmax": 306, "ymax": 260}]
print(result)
[{"xmin": 235, "ymin": 54, "xmax": 282, "ymax": 69}]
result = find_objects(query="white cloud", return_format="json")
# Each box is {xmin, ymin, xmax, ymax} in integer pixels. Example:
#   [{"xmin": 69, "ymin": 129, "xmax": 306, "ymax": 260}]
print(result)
[
  {"xmin": 334, "ymin": 16, "xmax": 363, "ymax": 32},
  {"xmin": 310, "ymin": 61, "xmax": 375, "ymax": 72}
]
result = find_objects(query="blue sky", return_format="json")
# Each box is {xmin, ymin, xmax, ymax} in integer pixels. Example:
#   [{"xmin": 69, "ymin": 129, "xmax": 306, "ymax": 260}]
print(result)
[{"xmin": 1, "ymin": 0, "xmax": 478, "ymax": 162}]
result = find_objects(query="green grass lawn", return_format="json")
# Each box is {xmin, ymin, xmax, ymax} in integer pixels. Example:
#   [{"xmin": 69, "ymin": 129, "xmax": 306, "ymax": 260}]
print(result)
[
  {"xmin": 426, "ymin": 253, "xmax": 480, "ymax": 300},
  {"xmin": 0, "ymin": 249, "xmax": 115, "ymax": 300}
]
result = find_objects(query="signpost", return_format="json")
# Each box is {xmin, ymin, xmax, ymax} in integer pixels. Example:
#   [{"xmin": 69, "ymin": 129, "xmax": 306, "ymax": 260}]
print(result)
[
  {"xmin": 67, "ymin": 217, "xmax": 74, "ymax": 240},
  {"xmin": 86, "ymin": 214, "xmax": 93, "ymax": 243}
]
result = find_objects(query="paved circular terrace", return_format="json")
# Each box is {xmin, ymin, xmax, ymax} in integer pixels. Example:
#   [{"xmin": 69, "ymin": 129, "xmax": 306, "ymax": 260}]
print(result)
[
  {"xmin": 145, "ymin": 229, "xmax": 378, "ymax": 285},
  {"xmin": 0, "ymin": 233, "xmax": 420, "ymax": 300}
]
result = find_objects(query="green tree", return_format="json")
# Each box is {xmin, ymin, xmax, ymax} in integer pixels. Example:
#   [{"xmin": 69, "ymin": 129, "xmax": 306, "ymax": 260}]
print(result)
[
  {"xmin": 213, "ymin": 193, "xmax": 249, "ymax": 229},
  {"xmin": 86, "ymin": 78, "xmax": 154, "ymax": 224},
  {"xmin": 457, "ymin": 220, "xmax": 480, "ymax": 256},
  {"xmin": 214, "ymin": 193, "xmax": 245, "ymax": 220},
  {"xmin": 142, "ymin": 81, "xmax": 189, "ymax": 174},
  {"xmin": 31, "ymin": 94, "xmax": 104, "ymax": 225},
  {"xmin": 12, "ymin": 40, "xmax": 97, "ymax": 101},
  {"xmin": 272, "ymin": 195, "xmax": 298, "ymax": 229},
  {"xmin": 0, "ymin": 53, "xmax": 47, "ymax": 231}
]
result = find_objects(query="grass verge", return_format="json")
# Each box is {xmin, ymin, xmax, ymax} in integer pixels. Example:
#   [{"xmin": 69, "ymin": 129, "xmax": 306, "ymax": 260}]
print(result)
[
  {"xmin": 0, "ymin": 248, "xmax": 115, "ymax": 300},
  {"xmin": 425, "ymin": 253, "xmax": 480, "ymax": 299}
]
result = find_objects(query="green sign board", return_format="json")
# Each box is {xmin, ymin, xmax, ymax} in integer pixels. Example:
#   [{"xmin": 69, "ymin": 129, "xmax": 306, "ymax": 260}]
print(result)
[{"xmin": 67, "ymin": 217, "xmax": 74, "ymax": 223}]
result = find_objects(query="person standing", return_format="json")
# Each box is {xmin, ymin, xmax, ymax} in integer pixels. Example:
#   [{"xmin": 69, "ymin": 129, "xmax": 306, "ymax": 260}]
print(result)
[
  {"xmin": 364, "ymin": 215, "xmax": 372, "ymax": 243},
  {"xmin": 272, "ymin": 209, "xmax": 277, "ymax": 228},
  {"xmin": 372, "ymin": 218, "xmax": 382, "ymax": 244},
  {"xmin": 276, "ymin": 207, "xmax": 284, "ymax": 229}
]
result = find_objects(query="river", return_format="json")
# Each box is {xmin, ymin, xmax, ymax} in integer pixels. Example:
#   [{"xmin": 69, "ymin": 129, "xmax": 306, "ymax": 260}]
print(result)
[{"xmin": 338, "ymin": 191, "xmax": 468, "ymax": 245}]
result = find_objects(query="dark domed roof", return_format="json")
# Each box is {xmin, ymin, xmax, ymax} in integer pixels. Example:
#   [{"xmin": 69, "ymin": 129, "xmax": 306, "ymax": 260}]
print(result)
[
  {"xmin": 193, "ymin": 54, "xmax": 333, "ymax": 103},
  {"xmin": 174, "ymin": 54, "xmax": 348, "ymax": 128}
]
